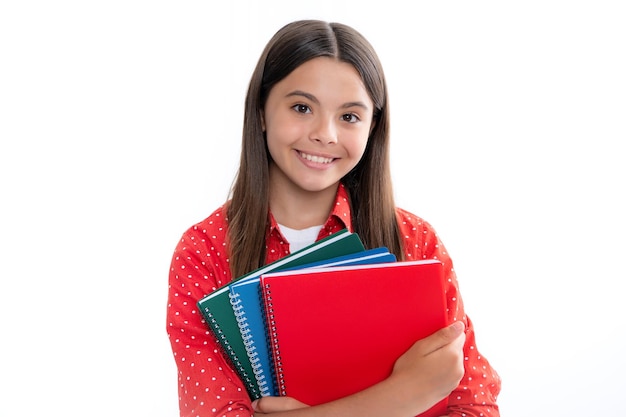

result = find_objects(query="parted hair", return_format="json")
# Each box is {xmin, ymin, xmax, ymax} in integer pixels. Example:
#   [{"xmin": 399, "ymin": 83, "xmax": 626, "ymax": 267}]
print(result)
[{"xmin": 226, "ymin": 19, "xmax": 403, "ymax": 278}]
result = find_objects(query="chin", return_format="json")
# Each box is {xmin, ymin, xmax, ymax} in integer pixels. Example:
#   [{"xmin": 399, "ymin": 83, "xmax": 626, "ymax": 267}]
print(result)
[{"xmin": 297, "ymin": 181, "xmax": 340, "ymax": 194}]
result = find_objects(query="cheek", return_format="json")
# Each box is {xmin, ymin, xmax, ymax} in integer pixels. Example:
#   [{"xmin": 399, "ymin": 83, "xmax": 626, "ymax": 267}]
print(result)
[
  {"xmin": 346, "ymin": 131, "xmax": 370, "ymax": 160},
  {"xmin": 265, "ymin": 124, "xmax": 302, "ymax": 164},
  {"xmin": 265, "ymin": 114, "xmax": 304, "ymax": 147}
]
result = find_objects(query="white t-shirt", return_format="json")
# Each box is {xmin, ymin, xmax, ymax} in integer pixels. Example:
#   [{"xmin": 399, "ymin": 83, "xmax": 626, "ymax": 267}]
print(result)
[{"xmin": 277, "ymin": 223, "xmax": 324, "ymax": 253}]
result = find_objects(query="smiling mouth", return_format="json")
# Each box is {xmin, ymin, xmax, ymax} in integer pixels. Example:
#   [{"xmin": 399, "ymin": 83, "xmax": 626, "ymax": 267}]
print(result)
[{"xmin": 298, "ymin": 151, "xmax": 335, "ymax": 164}]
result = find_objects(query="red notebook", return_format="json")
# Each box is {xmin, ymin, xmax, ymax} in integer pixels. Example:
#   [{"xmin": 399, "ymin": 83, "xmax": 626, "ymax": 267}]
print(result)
[{"xmin": 260, "ymin": 260, "xmax": 449, "ymax": 417}]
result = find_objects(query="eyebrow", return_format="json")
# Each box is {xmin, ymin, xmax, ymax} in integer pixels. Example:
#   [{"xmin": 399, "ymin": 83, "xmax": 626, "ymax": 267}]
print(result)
[{"xmin": 285, "ymin": 90, "xmax": 370, "ymax": 111}]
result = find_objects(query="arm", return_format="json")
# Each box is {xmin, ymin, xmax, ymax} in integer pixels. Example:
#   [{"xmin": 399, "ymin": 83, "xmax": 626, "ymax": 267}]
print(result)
[
  {"xmin": 166, "ymin": 217, "xmax": 255, "ymax": 416},
  {"xmin": 251, "ymin": 321, "xmax": 466, "ymax": 417},
  {"xmin": 411, "ymin": 214, "xmax": 502, "ymax": 416}
]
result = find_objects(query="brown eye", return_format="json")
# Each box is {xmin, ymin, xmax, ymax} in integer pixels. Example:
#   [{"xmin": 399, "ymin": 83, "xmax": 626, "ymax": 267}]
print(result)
[
  {"xmin": 342, "ymin": 113, "xmax": 359, "ymax": 123},
  {"xmin": 292, "ymin": 104, "xmax": 311, "ymax": 114}
]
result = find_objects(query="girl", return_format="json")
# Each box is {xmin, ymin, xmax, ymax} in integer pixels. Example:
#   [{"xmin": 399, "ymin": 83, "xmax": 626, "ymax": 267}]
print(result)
[{"xmin": 167, "ymin": 19, "xmax": 501, "ymax": 417}]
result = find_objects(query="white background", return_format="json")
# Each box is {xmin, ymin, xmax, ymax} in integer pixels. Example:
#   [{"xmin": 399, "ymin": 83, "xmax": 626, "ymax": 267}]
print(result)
[{"xmin": 1, "ymin": 1, "xmax": 625, "ymax": 416}]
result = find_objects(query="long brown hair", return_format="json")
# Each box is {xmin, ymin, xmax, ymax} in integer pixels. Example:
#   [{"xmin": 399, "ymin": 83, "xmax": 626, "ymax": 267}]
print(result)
[{"xmin": 227, "ymin": 20, "xmax": 402, "ymax": 278}]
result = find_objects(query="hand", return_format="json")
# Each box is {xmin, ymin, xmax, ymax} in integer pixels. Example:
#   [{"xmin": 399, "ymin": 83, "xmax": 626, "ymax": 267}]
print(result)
[
  {"xmin": 391, "ymin": 321, "xmax": 466, "ymax": 405},
  {"xmin": 252, "ymin": 396, "xmax": 309, "ymax": 415},
  {"xmin": 251, "ymin": 322, "xmax": 465, "ymax": 417}
]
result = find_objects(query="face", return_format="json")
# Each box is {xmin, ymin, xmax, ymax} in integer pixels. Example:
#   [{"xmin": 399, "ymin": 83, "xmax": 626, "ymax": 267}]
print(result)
[{"xmin": 262, "ymin": 57, "xmax": 374, "ymax": 195}]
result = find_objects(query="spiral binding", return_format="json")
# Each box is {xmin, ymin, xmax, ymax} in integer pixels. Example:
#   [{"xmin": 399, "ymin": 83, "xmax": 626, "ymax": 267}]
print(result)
[
  {"xmin": 230, "ymin": 291, "xmax": 273, "ymax": 396},
  {"xmin": 264, "ymin": 283, "xmax": 287, "ymax": 396},
  {"xmin": 203, "ymin": 305, "xmax": 261, "ymax": 399}
]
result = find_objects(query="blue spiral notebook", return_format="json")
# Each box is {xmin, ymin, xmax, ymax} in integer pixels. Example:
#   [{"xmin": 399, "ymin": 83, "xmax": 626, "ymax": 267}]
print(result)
[{"xmin": 230, "ymin": 246, "xmax": 397, "ymax": 397}]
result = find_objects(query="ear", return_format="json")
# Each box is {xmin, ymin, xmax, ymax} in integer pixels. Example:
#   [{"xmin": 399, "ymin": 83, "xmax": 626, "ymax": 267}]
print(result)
[{"xmin": 260, "ymin": 111, "xmax": 266, "ymax": 132}]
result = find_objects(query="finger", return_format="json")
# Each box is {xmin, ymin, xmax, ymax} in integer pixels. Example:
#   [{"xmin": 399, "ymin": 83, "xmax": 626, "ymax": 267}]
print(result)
[
  {"xmin": 252, "ymin": 396, "xmax": 308, "ymax": 413},
  {"xmin": 416, "ymin": 321, "xmax": 465, "ymax": 356}
]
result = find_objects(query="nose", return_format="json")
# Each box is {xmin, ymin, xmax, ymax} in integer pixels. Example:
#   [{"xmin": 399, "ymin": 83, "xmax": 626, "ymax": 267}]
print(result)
[{"xmin": 310, "ymin": 115, "xmax": 338, "ymax": 145}]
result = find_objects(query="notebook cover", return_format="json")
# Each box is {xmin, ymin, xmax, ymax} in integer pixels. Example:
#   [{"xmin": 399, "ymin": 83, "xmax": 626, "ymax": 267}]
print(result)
[
  {"xmin": 260, "ymin": 260, "xmax": 448, "ymax": 416},
  {"xmin": 197, "ymin": 229, "xmax": 364, "ymax": 399},
  {"xmin": 230, "ymin": 247, "xmax": 396, "ymax": 397}
]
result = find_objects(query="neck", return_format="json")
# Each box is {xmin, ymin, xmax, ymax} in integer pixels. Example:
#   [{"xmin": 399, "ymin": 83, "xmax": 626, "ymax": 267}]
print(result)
[{"xmin": 269, "ymin": 178, "xmax": 338, "ymax": 230}]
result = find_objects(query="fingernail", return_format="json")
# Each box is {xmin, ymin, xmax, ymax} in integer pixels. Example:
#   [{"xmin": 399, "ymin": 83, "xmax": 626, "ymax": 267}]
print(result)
[
  {"xmin": 251, "ymin": 400, "xmax": 258, "ymax": 411},
  {"xmin": 451, "ymin": 321, "xmax": 465, "ymax": 333}
]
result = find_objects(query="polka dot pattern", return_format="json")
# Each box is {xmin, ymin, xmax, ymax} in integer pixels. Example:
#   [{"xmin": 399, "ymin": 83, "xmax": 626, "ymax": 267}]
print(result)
[{"xmin": 166, "ymin": 185, "xmax": 500, "ymax": 416}]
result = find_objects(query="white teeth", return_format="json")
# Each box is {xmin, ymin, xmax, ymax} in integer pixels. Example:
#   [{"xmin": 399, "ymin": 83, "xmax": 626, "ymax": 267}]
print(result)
[{"xmin": 300, "ymin": 152, "xmax": 333, "ymax": 164}]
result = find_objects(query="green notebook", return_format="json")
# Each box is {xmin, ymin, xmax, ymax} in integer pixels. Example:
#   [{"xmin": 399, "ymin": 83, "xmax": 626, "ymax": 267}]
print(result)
[{"xmin": 197, "ymin": 228, "xmax": 365, "ymax": 400}]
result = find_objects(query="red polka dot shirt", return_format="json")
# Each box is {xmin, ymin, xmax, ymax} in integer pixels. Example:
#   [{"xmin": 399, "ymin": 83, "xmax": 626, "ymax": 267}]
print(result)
[{"xmin": 166, "ymin": 184, "xmax": 501, "ymax": 417}]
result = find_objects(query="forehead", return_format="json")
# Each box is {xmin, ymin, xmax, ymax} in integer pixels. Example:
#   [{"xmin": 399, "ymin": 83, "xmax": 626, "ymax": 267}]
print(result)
[{"xmin": 270, "ymin": 57, "xmax": 372, "ymax": 105}]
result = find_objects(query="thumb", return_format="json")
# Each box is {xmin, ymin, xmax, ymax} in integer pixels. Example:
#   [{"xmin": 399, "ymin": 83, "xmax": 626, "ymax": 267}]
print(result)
[
  {"xmin": 252, "ymin": 396, "xmax": 308, "ymax": 413},
  {"xmin": 443, "ymin": 320, "xmax": 465, "ymax": 339},
  {"xmin": 418, "ymin": 321, "xmax": 466, "ymax": 356}
]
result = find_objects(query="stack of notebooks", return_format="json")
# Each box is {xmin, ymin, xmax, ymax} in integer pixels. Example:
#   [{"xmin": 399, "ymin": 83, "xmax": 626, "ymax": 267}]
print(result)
[{"xmin": 197, "ymin": 229, "xmax": 449, "ymax": 417}]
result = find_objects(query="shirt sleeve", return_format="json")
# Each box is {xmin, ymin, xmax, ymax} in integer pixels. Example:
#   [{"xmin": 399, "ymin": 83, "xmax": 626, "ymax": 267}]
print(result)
[
  {"xmin": 166, "ymin": 223, "xmax": 254, "ymax": 417},
  {"xmin": 398, "ymin": 210, "xmax": 502, "ymax": 416}
]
